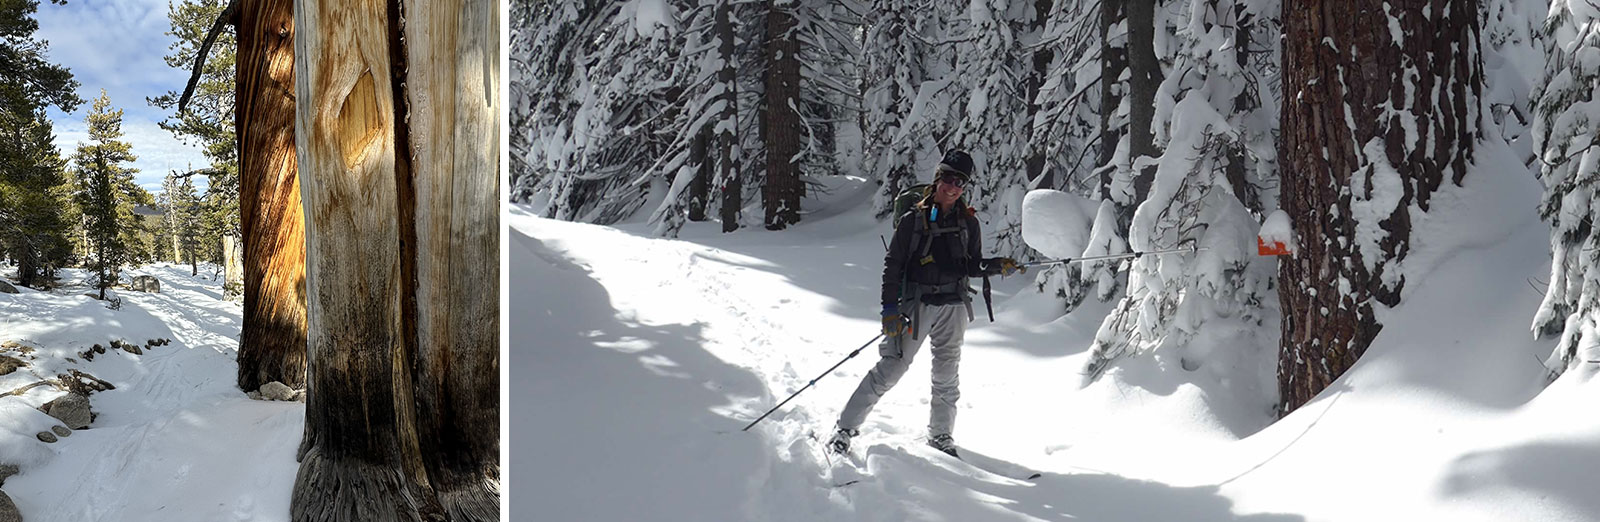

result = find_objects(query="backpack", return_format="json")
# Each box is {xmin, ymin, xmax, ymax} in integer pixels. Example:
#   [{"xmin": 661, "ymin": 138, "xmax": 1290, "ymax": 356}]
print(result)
[{"xmin": 888, "ymin": 184, "xmax": 989, "ymax": 323}]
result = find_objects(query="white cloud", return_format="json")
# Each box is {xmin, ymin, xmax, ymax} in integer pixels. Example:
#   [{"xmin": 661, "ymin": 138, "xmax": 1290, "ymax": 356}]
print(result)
[{"xmin": 34, "ymin": 0, "xmax": 216, "ymax": 195}]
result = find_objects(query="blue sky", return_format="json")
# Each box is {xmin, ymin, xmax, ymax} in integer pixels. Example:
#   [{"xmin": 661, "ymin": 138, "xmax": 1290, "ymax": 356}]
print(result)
[{"xmin": 34, "ymin": 0, "xmax": 213, "ymax": 195}]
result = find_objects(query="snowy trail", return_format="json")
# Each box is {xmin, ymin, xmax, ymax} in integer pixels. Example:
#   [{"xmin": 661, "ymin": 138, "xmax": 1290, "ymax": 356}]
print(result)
[
  {"xmin": 511, "ymin": 204, "xmax": 1298, "ymax": 521},
  {"xmin": 0, "ymin": 264, "xmax": 302, "ymax": 522},
  {"xmin": 514, "ymin": 161, "xmax": 1600, "ymax": 522}
]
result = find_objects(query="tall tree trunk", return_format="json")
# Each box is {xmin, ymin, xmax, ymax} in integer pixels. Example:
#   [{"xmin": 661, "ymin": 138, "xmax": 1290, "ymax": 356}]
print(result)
[
  {"xmin": 1224, "ymin": 5, "xmax": 1262, "ymax": 213},
  {"xmin": 1126, "ymin": 0, "xmax": 1160, "ymax": 204},
  {"xmin": 292, "ymin": 1, "xmax": 438, "ymax": 519},
  {"xmin": 716, "ymin": 0, "xmax": 740, "ymax": 233},
  {"xmin": 763, "ymin": 0, "xmax": 802, "ymax": 230},
  {"xmin": 1277, "ymin": 0, "xmax": 1480, "ymax": 416},
  {"xmin": 1097, "ymin": 0, "xmax": 1125, "ymax": 201},
  {"xmin": 237, "ymin": 0, "xmax": 309, "ymax": 392},
  {"xmin": 403, "ymin": 0, "xmax": 501, "ymax": 518},
  {"xmin": 292, "ymin": 1, "xmax": 499, "ymax": 520}
]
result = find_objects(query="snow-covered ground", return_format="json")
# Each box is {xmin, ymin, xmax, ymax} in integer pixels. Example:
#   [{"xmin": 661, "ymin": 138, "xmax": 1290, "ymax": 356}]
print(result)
[
  {"xmin": 0, "ymin": 264, "xmax": 301, "ymax": 522},
  {"xmin": 513, "ymin": 171, "xmax": 1600, "ymax": 521}
]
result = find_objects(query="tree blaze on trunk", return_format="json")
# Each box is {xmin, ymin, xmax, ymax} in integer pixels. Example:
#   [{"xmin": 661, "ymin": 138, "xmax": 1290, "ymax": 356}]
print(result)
[
  {"xmin": 290, "ymin": 0, "xmax": 499, "ymax": 520},
  {"xmin": 1277, "ymin": 0, "xmax": 1480, "ymax": 416},
  {"xmin": 762, "ymin": 1, "xmax": 802, "ymax": 230},
  {"xmin": 237, "ymin": 0, "xmax": 308, "ymax": 392}
]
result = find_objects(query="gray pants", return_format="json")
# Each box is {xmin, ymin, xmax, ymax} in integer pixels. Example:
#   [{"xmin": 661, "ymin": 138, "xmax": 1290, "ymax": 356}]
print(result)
[{"xmin": 837, "ymin": 302, "xmax": 966, "ymax": 437}]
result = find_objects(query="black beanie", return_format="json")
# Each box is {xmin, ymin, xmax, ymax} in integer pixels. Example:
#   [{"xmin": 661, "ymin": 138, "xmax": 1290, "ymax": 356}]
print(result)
[{"xmin": 938, "ymin": 150, "xmax": 974, "ymax": 180}]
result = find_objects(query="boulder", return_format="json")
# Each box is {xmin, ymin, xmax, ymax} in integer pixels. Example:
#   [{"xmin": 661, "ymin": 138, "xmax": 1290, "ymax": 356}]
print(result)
[
  {"xmin": 36, "ymin": 431, "xmax": 55, "ymax": 443},
  {"xmin": 129, "ymin": 275, "xmax": 160, "ymax": 293},
  {"xmin": 246, "ymin": 391, "xmax": 262, "ymax": 401},
  {"xmin": 0, "ymin": 280, "xmax": 15, "ymax": 294},
  {"xmin": 0, "ymin": 464, "xmax": 17, "ymax": 486},
  {"xmin": 0, "ymin": 356, "xmax": 21, "ymax": 376},
  {"xmin": 0, "ymin": 489, "xmax": 18, "ymax": 522},
  {"xmin": 43, "ymin": 393, "xmax": 91, "ymax": 429},
  {"xmin": 50, "ymin": 426, "xmax": 69, "ymax": 437},
  {"xmin": 260, "ymin": 381, "xmax": 295, "ymax": 401}
]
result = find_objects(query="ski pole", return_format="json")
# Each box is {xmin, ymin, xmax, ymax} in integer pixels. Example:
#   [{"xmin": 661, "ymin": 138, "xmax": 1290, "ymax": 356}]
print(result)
[
  {"xmin": 742, "ymin": 331, "xmax": 886, "ymax": 432},
  {"xmin": 1019, "ymin": 245, "xmax": 1206, "ymax": 270}
]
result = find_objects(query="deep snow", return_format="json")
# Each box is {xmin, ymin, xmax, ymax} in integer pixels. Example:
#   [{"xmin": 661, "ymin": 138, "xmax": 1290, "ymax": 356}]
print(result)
[
  {"xmin": 514, "ymin": 170, "xmax": 1600, "ymax": 521},
  {"xmin": 0, "ymin": 264, "xmax": 301, "ymax": 522}
]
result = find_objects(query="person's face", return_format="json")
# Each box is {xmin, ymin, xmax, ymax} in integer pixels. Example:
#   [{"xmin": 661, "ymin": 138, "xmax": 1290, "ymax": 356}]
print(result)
[{"xmin": 934, "ymin": 172, "xmax": 964, "ymax": 207}]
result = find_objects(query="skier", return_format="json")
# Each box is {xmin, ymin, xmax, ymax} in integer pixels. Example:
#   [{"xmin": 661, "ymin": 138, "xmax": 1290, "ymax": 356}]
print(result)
[{"xmin": 828, "ymin": 149, "xmax": 1022, "ymax": 457}]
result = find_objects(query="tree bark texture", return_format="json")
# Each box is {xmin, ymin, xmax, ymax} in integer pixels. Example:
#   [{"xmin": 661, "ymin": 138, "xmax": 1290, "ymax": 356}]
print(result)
[
  {"xmin": 763, "ymin": 1, "xmax": 802, "ymax": 230},
  {"xmin": 716, "ymin": 0, "xmax": 740, "ymax": 233},
  {"xmin": 237, "ymin": 0, "xmax": 308, "ymax": 392},
  {"xmin": 403, "ymin": 0, "xmax": 501, "ymax": 518},
  {"xmin": 1277, "ymin": 0, "xmax": 1480, "ymax": 416},
  {"xmin": 1126, "ymin": 0, "xmax": 1160, "ymax": 204},
  {"xmin": 688, "ymin": 125, "xmax": 710, "ymax": 221},
  {"xmin": 293, "ymin": 0, "xmax": 435, "ymax": 519}
]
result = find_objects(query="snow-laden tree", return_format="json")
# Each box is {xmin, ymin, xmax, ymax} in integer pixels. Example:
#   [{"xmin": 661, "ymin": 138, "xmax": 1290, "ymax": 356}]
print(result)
[
  {"xmin": 951, "ymin": 0, "xmax": 1039, "ymax": 259},
  {"xmin": 865, "ymin": 0, "xmax": 944, "ymax": 217},
  {"xmin": 1081, "ymin": 0, "xmax": 1280, "ymax": 383},
  {"xmin": 1531, "ymin": 0, "xmax": 1600, "ymax": 381},
  {"xmin": 1029, "ymin": 0, "xmax": 1121, "ymax": 312}
]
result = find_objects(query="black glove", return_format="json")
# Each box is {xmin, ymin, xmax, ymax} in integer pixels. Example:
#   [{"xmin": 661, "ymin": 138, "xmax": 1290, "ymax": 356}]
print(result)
[{"xmin": 882, "ymin": 305, "xmax": 908, "ymax": 337}]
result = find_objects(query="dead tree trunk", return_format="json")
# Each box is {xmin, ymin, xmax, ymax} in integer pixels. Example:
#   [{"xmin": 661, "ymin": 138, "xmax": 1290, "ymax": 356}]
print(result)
[
  {"xmin": 403, "ymin": 0, "xmax": 501, "ymax": 518},
  {"xmin": 291, "ymin": 0, "xmax": 499, "ymax": 520},
  {"xmin": 1277, "ymin": 0, "xmax": 1480, "ymax": 416},
  {"xmin": 237, "ymin": 0, "xmax": 308, "ymax": 392}
]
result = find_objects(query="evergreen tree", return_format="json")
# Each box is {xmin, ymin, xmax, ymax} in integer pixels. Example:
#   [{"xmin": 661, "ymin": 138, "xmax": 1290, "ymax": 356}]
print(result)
[
  {"xmin": 0, "ymin": 115, "xmax": 74, "ymax": 287},
  {"xmin": 1531, "ymin": 0, "xmax": 1600, "ymax": 380},
  {"xmin": 1083, "ymin": 0, "xmax": 1282, "ymax": 382},
  {"xmin": 72, "ymin": 91, "xmax": 141, "ymax": 300},
  {"xmin": 150, "ymin": 0, "xmax": 239, "ymax": 240}
]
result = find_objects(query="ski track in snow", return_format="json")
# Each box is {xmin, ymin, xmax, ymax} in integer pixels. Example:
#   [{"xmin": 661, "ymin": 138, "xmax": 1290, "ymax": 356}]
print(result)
[
  {"xmin": 0, "ymin": 264, "xmax": 302, "ymax": 522},
  {"xmin": 514, "ymin": 167, "xmax": 1600, "ymax": 522}
]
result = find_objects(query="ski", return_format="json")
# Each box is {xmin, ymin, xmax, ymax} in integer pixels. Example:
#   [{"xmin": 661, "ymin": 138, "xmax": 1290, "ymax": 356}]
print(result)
[{"xmin": 933, "ymin": 446, "xmax": 1042, "ymax": 481}]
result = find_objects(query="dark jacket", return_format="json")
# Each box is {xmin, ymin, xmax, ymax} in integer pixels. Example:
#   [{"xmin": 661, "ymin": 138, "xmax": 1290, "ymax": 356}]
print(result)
[{"xmin": 882, "ymin": 204, "xmax": 985, "ymax": 308}]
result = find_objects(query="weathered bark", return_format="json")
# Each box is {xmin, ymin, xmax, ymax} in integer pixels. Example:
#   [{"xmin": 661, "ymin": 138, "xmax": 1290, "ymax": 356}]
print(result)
[
  {"xmin": 237, "ymin": 0, "xmax": 308, "ymax": 392},
  {"xmin": 716, "ymin": 0, "xmax": 740, "ymax": 233},
  {"xmin": 1277, "ymin": 0, "xmax": 1480, "ymax": 415},
  {"xmin": 223, "ymin": 233, "xmax": 243, "ymax": 298},
  {"xmin": 291, "ymin": 0, "xmax": 437, "ymax": 520},
  {"xmin": 763, "ymin": 0, "xmax": 802, "ymax": 230},
  {"xmin": 291, "ymin": 0, "xmax": 499, "ymax": 520},
  {"xmin": 1097, "ymin": 0, "xmax": 1125, "ymax": 200},
  {"xmin": 403, "ymin": 0, "xmax": 501, "ymax": 518},
  {"xmin": 1126, "ymin": 0, "xmax": 1160, "ymax": 204}
]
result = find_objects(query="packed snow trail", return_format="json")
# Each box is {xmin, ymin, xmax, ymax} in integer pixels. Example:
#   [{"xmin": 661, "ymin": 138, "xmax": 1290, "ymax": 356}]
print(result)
[
  {"xmin": 514, "ymin": 169, "xmax": 1600, "ymax": 521},
  {"xmin": 511, "ymin": 202, "xmax": 1300, "ymax": 521},
  {"xmin": 0, "ymin": 264, "xmax": 302, "ymax": 522}
]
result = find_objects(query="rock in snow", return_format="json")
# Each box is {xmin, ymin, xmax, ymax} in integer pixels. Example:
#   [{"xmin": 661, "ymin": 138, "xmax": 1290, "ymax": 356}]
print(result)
[
  {"xmin": 260, "ymin": 381, "xmax": 295, "ymax": 401},
  {"xmin": 43, "ymin": 393, "xmax": 91, "ymax": 430}
]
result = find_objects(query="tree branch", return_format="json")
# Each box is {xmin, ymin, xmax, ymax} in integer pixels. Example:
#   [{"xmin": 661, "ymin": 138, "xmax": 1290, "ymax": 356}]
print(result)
[{"xmin": 178, "ymin": 0, "xmax": 240, "ymax": 115}]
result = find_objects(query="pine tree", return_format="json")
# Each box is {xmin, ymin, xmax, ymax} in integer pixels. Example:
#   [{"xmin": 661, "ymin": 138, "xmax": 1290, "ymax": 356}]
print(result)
[
  {"xmin": 72, "ymin": 91, "xmax": 140, "ymax": 300},
  {"xmin": 1082, "ymin": 0, "xmax": 1282, "ymax": 382},
  {"xmin": 1531, "ymin": 0, "xmax": 1600, "ymax": 380},
  {"xmin": 0, "ymin": 115, "xmax": 74, "ymax": 288}
]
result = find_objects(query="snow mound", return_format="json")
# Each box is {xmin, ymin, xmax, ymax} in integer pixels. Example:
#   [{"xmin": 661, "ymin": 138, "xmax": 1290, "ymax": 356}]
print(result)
[{"xmin": 1021, "ymin": 189, "xmax": 1099, "ymax": 259}]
